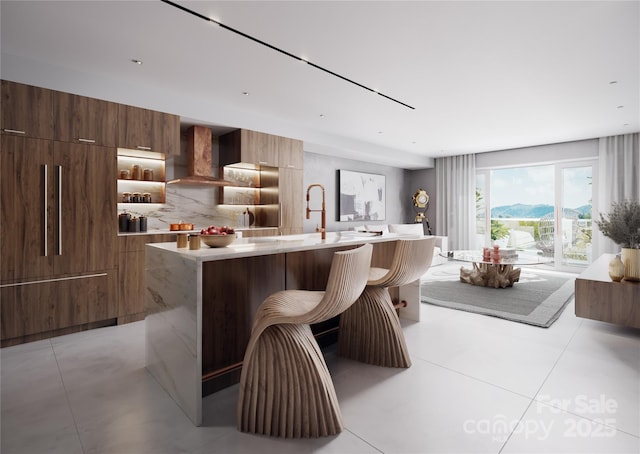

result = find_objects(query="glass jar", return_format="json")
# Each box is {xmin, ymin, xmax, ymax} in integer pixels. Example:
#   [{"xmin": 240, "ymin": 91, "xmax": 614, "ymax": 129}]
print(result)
[
  {"xmin": 122, "ymin": 192, "xmax": 131, "ymax": 203},
  {"xmin": 131, "ymin": 164, "xmax": 141, "ymax": 180},
  {"xmin": 142, "ymin": 193, "xmax": 152, "ymax": 203}
]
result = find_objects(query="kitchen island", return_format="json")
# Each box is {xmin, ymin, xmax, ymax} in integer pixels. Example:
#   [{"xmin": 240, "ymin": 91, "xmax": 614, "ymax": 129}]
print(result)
[{"xmin": 145, "ymin": 231, "xmax": 424, "ymax": 425}]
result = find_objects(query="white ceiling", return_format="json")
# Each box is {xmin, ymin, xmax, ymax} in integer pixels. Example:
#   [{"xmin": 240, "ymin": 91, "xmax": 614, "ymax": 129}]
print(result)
[{"xmin": 1, "ymin": 0, "xmax": 638, "ymax": 169}]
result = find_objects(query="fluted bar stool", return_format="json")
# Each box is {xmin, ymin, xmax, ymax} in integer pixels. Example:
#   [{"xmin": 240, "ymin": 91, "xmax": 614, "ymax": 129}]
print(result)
[
  {"xmin": 338, "ymin": 237, "xmax": 436, "ymax": 368},
  {"xmin": 237, "ymin": 243, "xmax": 373, "ymax": 438}
]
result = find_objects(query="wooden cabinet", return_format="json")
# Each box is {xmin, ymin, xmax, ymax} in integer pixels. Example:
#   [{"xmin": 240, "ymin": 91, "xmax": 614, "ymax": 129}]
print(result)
[
  {"xmin": 152, "ymin": 110, "xmax": 180, "ymax": 157},
  {"xmin": 53, "ymin": 141, "xmax": 118, "ymax": 275},
  {"xmin": 1, "ymin": 272, "xmax": 116, "ymax": 346},
  {"xmin": 219, "ymin": 128, "xmax": 303, "ymax": 169},
  {"xmin": 240, "ymin": 228, "xmax": 280, "ymax": 238},
  {"xmin": 1, "ymin": 136, "xmax": 55, "ymax": 282},
  {"xmin": 1, "ymin": 135, "xmax": 118, "ymax": 345},
  {"xmin": 1, "ymin": 80, "xmax": 54, "ymax": 139},
  {"xmin": 277, "ymin": 136, "xmax": 303, "ymax": 169},
  {"xmin": 220, "ymin": 129, "xmax": 304, "ymax": 233},
  {"xmin": 575, "ymin": 254, "xmax": 640, "ymax": 329},
  {"xmin": 1, "ymin": 137, "xmax": 119, "ymax": 280},
  {"xmin": 220, "ymin": 129, "xmax": 279, "ymax": 167},
  {"xmin": 117, "ymin": 233, "xmax": 176, "ymax": 324},
  {"xmin": 279, "ymin": 167, "xmax": 304, "ymax": 234},
  {"xmin": 118, "ymin": 104, "xmax": 180, "ymax": 156},
  {"xmin": 54, "ymin": 91, "xmax": 118, "ymax": 147}
]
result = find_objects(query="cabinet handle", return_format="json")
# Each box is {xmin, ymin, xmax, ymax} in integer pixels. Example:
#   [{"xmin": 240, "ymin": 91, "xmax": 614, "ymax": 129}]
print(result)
[
  {"xmin": 258, "ymin": 161, "xmax": 268, "ymax": 165},
  {"xmin": 57, "ymin": 165, "xmax": 62, "ymax": 256},
  {"xmin": 136, "ymin": 146, "xmax": 152, "ymax": 151},
  {"xmin": 3, "ymin": 128, "xmax": 26, "ymax": 135},
  {"xmin": 287, "ymin": 164, "xmax": 295, "ymax": 168},
  {"xmin": 77, "ymin": 138, "xmax": 96, "ymax": 144},
  {"xmin": 43, "ymin": 165, "xmax": 48, "ymax": 257}
]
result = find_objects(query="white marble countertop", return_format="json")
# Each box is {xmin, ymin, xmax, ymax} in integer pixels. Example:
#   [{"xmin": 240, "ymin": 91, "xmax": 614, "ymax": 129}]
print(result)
[{"xmin": 147, "ymin": 231, "xmax": 419, "ymax": 262}]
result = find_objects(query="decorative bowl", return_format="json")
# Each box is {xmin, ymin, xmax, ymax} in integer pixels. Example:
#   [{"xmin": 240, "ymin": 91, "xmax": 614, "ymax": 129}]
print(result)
[{"xmin": 201, "ymin": 233, "xmax": 236, "ymax": 248}]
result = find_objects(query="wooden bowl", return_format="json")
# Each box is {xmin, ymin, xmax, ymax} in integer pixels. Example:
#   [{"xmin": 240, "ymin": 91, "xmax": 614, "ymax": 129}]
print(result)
[{"xmin": 201, "ymin": 233, "xmax": 236, "ymax": 248}]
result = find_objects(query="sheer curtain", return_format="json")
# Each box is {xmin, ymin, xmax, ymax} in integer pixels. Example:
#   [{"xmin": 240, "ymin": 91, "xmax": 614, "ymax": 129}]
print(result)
[
  {"xmin": 435, "ymin": 154, "xmax": 476, "ymax": 249},
  {"xmin": 596, "ymin": 133, "xmax": 640, "ymax": 255}
]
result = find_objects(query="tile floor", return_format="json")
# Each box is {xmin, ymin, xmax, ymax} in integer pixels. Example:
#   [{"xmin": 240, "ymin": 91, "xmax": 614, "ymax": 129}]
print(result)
[{"xmin": 1, "ymin": 264, "xmax": 639, "ymax": 454}]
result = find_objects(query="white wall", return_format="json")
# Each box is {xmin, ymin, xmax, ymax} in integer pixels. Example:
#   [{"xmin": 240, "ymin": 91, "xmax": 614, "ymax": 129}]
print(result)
[{"xmin": 303, "ymin": 152, "xmax": 413, "ymax": 233}]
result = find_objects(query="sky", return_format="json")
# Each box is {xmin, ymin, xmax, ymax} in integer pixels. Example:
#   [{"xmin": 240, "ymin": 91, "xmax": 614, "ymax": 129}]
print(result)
[{"xmin": 488, "ymin": 165, "xmax": 592, "ymax": 209}]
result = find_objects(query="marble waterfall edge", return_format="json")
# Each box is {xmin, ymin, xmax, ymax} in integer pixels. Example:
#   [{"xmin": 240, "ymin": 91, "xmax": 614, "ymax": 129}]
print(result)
[{"xmin": 145, "ymin": 246, "xmax": 203, "ymax": 425}]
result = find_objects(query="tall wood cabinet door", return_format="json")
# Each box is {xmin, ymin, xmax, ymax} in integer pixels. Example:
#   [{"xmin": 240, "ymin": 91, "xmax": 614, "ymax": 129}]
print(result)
[
  {"xmin": 118, "ymin": 250, "xmax": 145, "ymax": 319},
  {"xmin": 52, "ymin": 142, "xmax": 117, "ymax": 275},
  {"xmin": 152, "ymin": 111, "xmax": 180, "ymax": 157},
  {"xmin": 54, "ymin": 92, "xmax": 118, "ymax": 147},
  {"xmin": 278, "ymin": 167, "xmax": 303, "ymax": 235},
  {"xmin": 118, "ymin": 104, "xmax": 153, "ymax": 151},
  {"xmin": 1, "ymin": 80, "xmax": 54, "ymax": 139},
  {"xmin": 0, "ymin": 136, "xmax": 55, "ymax": 282}
]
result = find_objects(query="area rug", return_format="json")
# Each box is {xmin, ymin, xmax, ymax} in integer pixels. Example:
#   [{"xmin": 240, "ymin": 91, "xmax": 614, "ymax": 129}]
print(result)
[{"xmin": 420, "ymin": 265, "xmax": 575, "ymax": 327}]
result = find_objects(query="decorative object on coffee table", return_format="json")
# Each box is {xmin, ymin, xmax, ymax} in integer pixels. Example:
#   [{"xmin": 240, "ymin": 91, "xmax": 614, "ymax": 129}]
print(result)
[
  {"xmin": 595, "ymin": 199, "xmax": 640, "ymax": 281},
  {"xmin": 444, "ymin": 250, "xmax": 552, "ymax": 289}
]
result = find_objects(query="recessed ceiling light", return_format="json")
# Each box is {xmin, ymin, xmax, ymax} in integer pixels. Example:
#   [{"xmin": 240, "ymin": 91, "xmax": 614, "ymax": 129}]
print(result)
[
  {"xmin": 242, "ymin": 91, "xmax": 250, "ymax": 96},
  {"xmin": 624, "ymin": 123, "xmax": 630, "ymax": 126},
  {"xmin": 319, "ymin": 114, "xmax": 325, "ymax": 118},
  {"xmin": 617, "ymin": 105, "xmax": 624, "ymax": 109},
  {"xmin": 609, "ymin": 81, "xmax": 618, "ymax": 85},
  {"xmin": 377, "ymin": 131, "xmax": 383, "ymax": 134},
  {"xmin": 131, "ymin": 59, "xmax": 143, "ymax": 65}
]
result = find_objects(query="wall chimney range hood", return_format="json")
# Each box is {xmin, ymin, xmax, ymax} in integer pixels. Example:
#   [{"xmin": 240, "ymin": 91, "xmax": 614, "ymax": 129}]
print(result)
[{"xmin": 166, "ymin": 125, "xmax": 232, "ymax": 186}]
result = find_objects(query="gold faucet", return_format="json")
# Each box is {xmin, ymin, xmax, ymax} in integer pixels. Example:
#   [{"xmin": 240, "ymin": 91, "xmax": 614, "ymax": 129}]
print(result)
[{"xmin": 306, "ymin": 184, "xmax": 326, "ymax": 239}]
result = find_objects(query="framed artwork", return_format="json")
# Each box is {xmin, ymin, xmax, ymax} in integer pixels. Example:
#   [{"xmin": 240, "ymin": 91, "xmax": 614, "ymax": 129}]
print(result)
[{"xmin": 338, "ymin": 170, "xmax": 386, "ymax": 221}]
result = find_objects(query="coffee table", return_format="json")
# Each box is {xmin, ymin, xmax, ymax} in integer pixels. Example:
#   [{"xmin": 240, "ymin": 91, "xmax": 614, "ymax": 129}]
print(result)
[{"xmin": 441, "ymin": 250, "xmax": 553, "ymax": 288}]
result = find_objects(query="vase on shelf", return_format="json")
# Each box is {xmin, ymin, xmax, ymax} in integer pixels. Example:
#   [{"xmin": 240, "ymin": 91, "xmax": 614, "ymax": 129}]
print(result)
[
  {"xmin": 608, "ymin": 255, "xmax": 625, "ymax": 282},
  {"xmin": 621, "ymin": 248, "xmax": 640, "ymax": 282}
]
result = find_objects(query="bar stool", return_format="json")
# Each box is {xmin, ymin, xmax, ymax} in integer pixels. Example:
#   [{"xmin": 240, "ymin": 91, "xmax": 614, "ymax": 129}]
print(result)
[
  {"xmin": 237, "ymin": 243, "xmax": 373, "ymax": 438},
  {"xmin": 338, "ymin": 237, "xmax": 436, "ymax": 368}
]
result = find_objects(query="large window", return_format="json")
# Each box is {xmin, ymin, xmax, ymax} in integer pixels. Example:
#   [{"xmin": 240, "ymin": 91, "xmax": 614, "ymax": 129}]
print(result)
[{"xmin": 477, "ymin": 161, "xmax": 596, "ymax": 270}]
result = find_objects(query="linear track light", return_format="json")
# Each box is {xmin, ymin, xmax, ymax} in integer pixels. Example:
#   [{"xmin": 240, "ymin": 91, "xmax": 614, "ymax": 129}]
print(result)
[{"xmin": 161, "ymin": 0, "xmax": 415, "ymax": 110}]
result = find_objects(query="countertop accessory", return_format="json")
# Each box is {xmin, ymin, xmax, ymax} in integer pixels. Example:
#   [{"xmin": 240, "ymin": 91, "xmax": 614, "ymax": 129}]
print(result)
[
  {"xmin": 131, "ymin": 164, "xmax": 141, "ymax": 180},
  {"xmin": 177, "ymin": 233, "xmax": 188, "ymax": 248},
  {"xmin": 201, "ymin": 234, "xmax": 236, "ymax": 248},
  {"xmin": 189, "ymin": 233, "xmax": 201, "ymax": 250}
]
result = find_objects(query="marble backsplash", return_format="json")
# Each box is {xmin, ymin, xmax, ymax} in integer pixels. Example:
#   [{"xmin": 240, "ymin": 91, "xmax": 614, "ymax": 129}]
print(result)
[{"xmin": 118, "ymin": 185, "xmax": 245, "ymax": 231}]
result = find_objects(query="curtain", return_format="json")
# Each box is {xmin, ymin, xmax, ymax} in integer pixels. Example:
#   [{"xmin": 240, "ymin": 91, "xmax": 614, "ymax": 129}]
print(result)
[
  {"xmin": 435, "ymin": 154, "xmax": 476, "ymax": 249},
  {"xmin": 596, "ymin": 133, "xmax": 640, "ymax": 255}
]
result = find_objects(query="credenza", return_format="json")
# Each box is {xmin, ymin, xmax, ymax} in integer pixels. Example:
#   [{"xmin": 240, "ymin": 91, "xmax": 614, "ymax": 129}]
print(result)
[{"xmin": 575, "ymin": 253, "xmax": 640, "ymax": 329}]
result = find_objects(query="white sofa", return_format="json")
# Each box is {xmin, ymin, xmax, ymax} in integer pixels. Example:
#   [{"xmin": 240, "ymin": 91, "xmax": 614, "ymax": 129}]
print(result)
[{"xmin": 349, "ymin": 223, "xmax": 448, "ymax": 266}]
